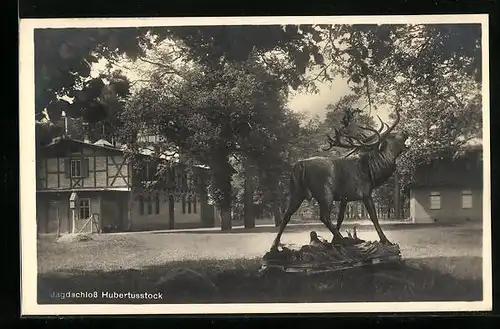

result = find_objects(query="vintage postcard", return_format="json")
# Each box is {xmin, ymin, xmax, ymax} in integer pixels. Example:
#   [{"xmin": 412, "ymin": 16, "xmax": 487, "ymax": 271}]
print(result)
[{"xmin": 19, "ymin": 15, "xmax": 491, "ymax": 315}]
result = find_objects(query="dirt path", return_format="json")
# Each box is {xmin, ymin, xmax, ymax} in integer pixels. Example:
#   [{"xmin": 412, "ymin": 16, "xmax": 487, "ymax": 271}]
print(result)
[{"xmin": 37, "ymin": 223, "xmax": 483, "ymax": 279}]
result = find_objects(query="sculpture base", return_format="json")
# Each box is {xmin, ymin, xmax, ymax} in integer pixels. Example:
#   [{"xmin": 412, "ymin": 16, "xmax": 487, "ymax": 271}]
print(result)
[{"xmin": 260, "ymin": 232, "xmax": 402, "ymax": 275}]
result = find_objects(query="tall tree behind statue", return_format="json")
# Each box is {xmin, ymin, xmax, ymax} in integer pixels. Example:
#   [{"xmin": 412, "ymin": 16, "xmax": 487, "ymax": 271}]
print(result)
[{"xmin": 119, "ymin": 50, "xmax": 292, "ymax": 231}]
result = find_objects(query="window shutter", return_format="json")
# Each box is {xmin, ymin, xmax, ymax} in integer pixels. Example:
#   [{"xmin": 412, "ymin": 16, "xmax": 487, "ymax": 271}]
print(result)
[
  {"xmin": 64, "ymin": 159, "xmax": 70, "ymax": 178},
  {"xmin": 82, "ymin": 158, "xmax": 90, "ymax": 177}
]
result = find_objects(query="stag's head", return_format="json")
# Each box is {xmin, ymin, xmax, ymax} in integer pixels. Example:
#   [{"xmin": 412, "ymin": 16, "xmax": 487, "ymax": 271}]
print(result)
[
  {"xmin": 323, "ymin": 108, "xmax": 409, "ymax": 158},
  {"xmin": 377, "ymin": 129, "xmax": 409, "ymax": 159}
]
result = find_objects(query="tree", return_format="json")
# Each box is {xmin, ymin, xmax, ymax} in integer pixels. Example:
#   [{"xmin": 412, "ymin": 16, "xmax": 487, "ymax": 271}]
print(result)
[
  {"xmin": 35, "ymin": 70, "xmax": 133, "ymax": 147},
  {"xmin": 33, "ymin": 25, "xmax": 330, "ymax": 148},
  {"xmin": 34, "ymin": 28, "xmax": 169, "ymax": 118},
  {"xmin": 311, "ymin": 24, "xmax": 482, "ymax": 215},
  {"xmin": 251, "ymin": 108, "xmax": 308, "ymax": 226},
  {"xmin": 33, "ymin": 28, "xmax": 179, "ymax": 149},
  {"xmin": 171, "ymin": 23, "xmax": 482, "ymax": 178},
  {"xmin": 119, "ymin": 50, "xmax": 293, "ymax": 230},
  {"xmin": 317, "ymin": 24, "xmax": 482, "ymax": 160},
  {"xmin": 254, "ymin": 112, "xmax": 337, "ymax": 225},
  {"xmin": 50, "ymin": 23, "xmax": 481, "ymax": 228},
  {"xmin": 166, "ymin": 25, "xmax": 327, "ymax": 91}
]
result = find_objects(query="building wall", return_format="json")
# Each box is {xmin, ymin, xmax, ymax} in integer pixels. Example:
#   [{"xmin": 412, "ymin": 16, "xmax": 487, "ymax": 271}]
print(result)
[
  {"xmin": 37, "ymin": 191, "xmax": 105, "ymax": 234},
  {"xmin": 36, "ymin": 139, "xmax": 213, "ymax": 233},
  {"xmin": 99, "ymin": 191, "xmax": 129, "ymax": 232},
  {"xmin": 38, "ymin": 153, "xmax": 130, "ymax": 190},
  {"xmin": 37, "ymin": 192, "xmax": 72, "ymax": 234},
  {"xmin": 129, "ymin": 190, "xmax": 209, "ymax": 230},
  {"xmin": 410, "ymin": 187, "xmax": 483, "ymax": 223}
]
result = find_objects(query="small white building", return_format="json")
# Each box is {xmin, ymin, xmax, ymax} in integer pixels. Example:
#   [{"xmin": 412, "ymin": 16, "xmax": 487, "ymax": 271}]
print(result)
[{"xmin": 409, "ymin": 145, "xmax": 483, "ymax": 224}]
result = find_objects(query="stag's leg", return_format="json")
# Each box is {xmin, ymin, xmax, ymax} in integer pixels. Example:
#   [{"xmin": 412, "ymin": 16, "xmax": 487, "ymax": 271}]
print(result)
[
  {"xmin": 336, "ymin": 200, "xmax": 347, "ymax": 231},
  {"xmin": 363, "ymin": 196, "xmax": 392, "ymax": 245},
  {"xmin": 270, "ymin": 194, "xmax": 304, "ymax": 251},
  {"xmin": 315, "ymin": 189, "xmax": 343, "ymax": 244},
  {"xmin": 319, "ymin": 203, "xmax": 344, "ymax": 244}
]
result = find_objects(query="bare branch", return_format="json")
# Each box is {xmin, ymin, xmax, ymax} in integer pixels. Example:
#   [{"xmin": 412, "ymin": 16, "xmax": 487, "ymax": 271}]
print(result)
[
  {"xmin": 137, "ymin": 57, "xmax": 184, "ymax": 77},
  {"xmin": 364, "ymin": 77, "xmax": 373, "ymax": 117},
  {"xmin": 307, "ymin": 59, "xmax": 335, "ymax": 82}
]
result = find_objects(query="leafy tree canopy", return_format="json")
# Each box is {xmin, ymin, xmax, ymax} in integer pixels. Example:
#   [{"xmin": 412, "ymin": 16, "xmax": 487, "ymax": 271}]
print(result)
[{"xmin": 34, "ymin": 28, "xmax": 168, "ymax": 119}]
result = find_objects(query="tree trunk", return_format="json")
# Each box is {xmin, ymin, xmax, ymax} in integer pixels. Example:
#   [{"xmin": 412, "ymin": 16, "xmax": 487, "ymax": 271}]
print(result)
[
  {"xmin": 220, "ymin": 208, "xmax": 232, "ymax": 230},
  {"xmin": 272, "ymin": 202, "xmax": 282, "ymax": 227},
  {"xmin": 209, "ymin": 150, "xmax": 233, "ymax": 231},
  {"xmin": 394, "ymin": 171, "xmax": 401, "ymax": 219},
  {"xmin": 243, "ymin": 158, "xmax": 255, "ymax": 229}
]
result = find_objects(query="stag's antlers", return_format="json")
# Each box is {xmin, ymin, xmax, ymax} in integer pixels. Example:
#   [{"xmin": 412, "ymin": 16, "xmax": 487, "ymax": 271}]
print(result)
[
  {"xmin": 323, "ymin": 120, "xmax": 381, "ymax": 151},
  {"xmin": 322, "ymin": 107, "xmax": 401, "ymax": 153},
  {"xmin": 379, "ymin": 107, "xmax": 400, "ymax": 139}
]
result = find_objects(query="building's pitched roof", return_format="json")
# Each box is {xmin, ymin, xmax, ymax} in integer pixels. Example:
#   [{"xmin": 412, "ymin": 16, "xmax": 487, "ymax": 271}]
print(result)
[
  {"xmin": 39, "ymin": 136, "xmax": 210, "ymax": 170},
  {"xmin": 410, "ymin": 146, "xmax": 483, "ymax": 189},
  {"xmin": 41, "ymin": 135, "xmax": 123, "ymax": 153}
]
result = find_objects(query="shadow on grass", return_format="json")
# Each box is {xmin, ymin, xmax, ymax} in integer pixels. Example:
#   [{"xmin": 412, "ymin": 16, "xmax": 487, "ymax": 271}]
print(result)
[
  {"xmin": 149, "ymin": 222, "xmax": 467, "ymax": 235},
  {"xmin": 38, "ymin": 256, "xmax": 482, "ymax": 304}
]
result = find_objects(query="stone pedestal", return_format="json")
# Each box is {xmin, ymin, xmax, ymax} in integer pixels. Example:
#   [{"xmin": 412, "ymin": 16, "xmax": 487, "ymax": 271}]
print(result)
[{"xmin": 260, "ymin": 231, "xmax": 402, "ymax": 274}]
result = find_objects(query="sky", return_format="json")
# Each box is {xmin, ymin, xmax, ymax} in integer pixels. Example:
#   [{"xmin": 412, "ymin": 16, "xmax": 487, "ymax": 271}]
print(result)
[{"xmin": 286, "ymin": 77, "xmax": 391, "ymax": 123}]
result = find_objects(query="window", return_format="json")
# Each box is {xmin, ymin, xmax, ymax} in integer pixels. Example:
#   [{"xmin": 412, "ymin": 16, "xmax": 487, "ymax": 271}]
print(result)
[
  {"xmin": 182, "ymin": 195, "xmax": 186, "ymax": 214},
  {"xmin": 183, "ymin": 173, "xmax": 188, "ymax": 190},
  {"xmin": 79, "ymin": 198, "xmax": 90, "ymax": 219},
  {"xmin": 70, "ymin": 159, "xmax": 81, "ymax": 177},
  {"xmin": 462, "ymin": 190, "xmax": 473, "ymax": 209},
  {"xmin": 188, "ymin": 197, "xmax": 192, "ymax": 214},
  {"xmin": 146, "ymin": 163, "xmax": 157, "ymax": 181},
  {"xmin": 65, "ymin": 158, "xmax": 89, "ymax": 179},
  {"xmin": 147, "ymin": 196, "xmax": 153, "ymax": 215},
  {"xmin": 193, "ymin": 195, "xmax": 197, "ymax": 214},
  {"xmin": 155, "ymin": 195, "xmax": 160, "ymax": 214},
  {"xmin": 429, "ymin": 191, "xmax": 441, "ymax": 210},
  {"xmin": 139, "ymin": 195, "xmax": 144, "ymax": 215},
  {"xmin": 136, "ymin": 162, "xmax": 157, "ymax": 182}
]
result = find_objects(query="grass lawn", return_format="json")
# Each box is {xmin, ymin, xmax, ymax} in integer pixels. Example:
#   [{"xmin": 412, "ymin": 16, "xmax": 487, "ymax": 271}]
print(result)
[{"xmin": 37, "ymin": 223, "xmax": 483, "ymax": 304}]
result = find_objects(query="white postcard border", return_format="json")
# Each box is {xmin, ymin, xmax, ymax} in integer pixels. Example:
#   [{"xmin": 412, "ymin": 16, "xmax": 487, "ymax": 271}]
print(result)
[{"xmin": 19, "ymin": 14, "xmax": 492, "ymax": 315}]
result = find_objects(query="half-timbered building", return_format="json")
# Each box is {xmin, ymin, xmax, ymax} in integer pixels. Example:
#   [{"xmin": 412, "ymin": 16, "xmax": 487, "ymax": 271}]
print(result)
[{"xmin": 36, "ymin": 136, "xmax": 215, "ymax": 234}]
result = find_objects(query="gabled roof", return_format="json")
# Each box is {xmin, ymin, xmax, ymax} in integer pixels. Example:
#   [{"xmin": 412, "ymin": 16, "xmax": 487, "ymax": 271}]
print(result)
[
  {"xmin": 41, "ymin": 136, "xmax": 123, "ymax": 153},
  {"xmin": 410, "ymin": 146, "xmax": 483, "ymax": 189},
  {"xmin": 39, "ymin": 136, "xmax": 210, "ymax": 170}
]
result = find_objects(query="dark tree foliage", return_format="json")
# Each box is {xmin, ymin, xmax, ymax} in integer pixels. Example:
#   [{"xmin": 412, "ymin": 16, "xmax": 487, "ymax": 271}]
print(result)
[
  {"xmin": 34, "ymin": 28, "xmax": 167, "ymax": 120},
  {"xmin": 166, "ymin": 25, "xmax": 326, "ymax": 90},
  {"xmin": 119, "ymin": 54, "xmax": 294, "ymax": 230},
  {"xmin": 34, "ymin": 23, "xmax": 481, "ymax": 123}
]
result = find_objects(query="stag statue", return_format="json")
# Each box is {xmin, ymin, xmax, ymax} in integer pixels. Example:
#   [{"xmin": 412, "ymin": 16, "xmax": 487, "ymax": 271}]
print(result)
[{"xmin": 270, "ymin": 108, "xmax": 409, "ymax": 252}]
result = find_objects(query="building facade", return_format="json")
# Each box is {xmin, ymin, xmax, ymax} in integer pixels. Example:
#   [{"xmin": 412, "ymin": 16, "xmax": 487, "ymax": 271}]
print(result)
[
  {"xmin": 409, "ymin": 146, "xmax": 483, "ymax": 224},
  {"xmin": 36, "ymin": 136, "xmax": 214, "ymax": 234}
]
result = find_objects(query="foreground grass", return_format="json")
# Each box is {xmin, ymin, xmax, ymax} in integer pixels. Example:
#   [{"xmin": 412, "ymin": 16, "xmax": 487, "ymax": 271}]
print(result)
[
  {"xmin": 38, "ymin": 256, "xmax": 482, "ymax": 304},
  {"xmin": 37, "ymin": 224, "xmax": 483, "ymax": 304}
]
